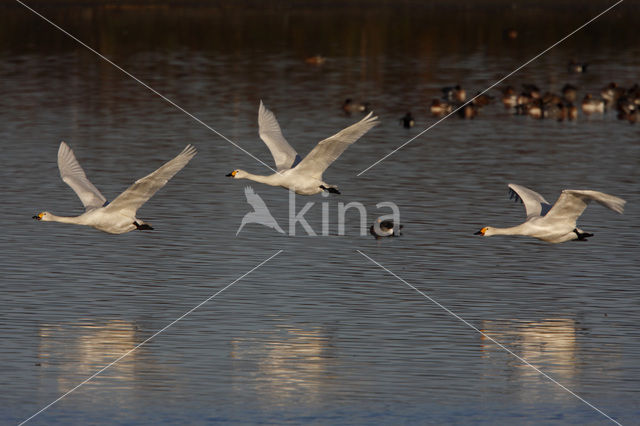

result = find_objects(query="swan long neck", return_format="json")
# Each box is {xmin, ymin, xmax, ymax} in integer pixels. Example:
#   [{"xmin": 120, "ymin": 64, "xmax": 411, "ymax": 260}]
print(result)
[
  {"xmin": 487, "ymin": 224, "xmax": 528, "ymax": 236},
  {"xmin": 47, "ymin": 213, "xmax": 85, "ymax": 225},
  {"xmin": 240, "ymin": 172, "xmax": 281, "ymax": 186}
]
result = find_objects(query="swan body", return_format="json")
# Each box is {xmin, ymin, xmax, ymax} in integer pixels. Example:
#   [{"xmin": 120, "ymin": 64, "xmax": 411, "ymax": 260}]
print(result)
[
  {"xmin": 34, "ymin": 142, "xmax": 197, "ymax": 234},
  {"xmin": 475, "ymin": 183, "xmax": 625, "ymax": 243},
  {"xmin": 227, "ymin": 101, "xmax": 379, "ymax": 195}
]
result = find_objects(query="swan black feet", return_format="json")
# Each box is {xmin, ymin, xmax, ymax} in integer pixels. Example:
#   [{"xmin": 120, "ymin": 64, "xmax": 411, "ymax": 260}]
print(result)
[
  {"xmin": 573, "ymin": 229, "xmax": 593, "ymax": 241},
  {"xmin": 320, "ymin": 185, "xmax": 341, "ymax": 194},
  {"xmin": 134, "ymin": 221, "xmax": 154, "ymax": 231}
]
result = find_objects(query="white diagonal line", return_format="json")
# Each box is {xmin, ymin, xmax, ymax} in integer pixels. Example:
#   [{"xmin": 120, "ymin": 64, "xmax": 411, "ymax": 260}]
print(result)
[
  {"xmin": 14, "ymin": 0, "xmax": 276, "ymax": 174},
  {"xmin": 357, "ymin": 0, "xmax": 624, "ymax": 176},
  {"xmin": 19, "ymin": 250, "xmax": 283, "ymax": 426},
  {"xmin": 357, "ymin": 250, "xmax": 621, "ymax": 425}
]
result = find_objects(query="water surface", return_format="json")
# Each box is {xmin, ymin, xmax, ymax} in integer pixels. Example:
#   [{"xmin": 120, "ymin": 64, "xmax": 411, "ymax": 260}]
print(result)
[{"xmin": 1, "ymin": 2, "xmax": 639, "ymax": 424}]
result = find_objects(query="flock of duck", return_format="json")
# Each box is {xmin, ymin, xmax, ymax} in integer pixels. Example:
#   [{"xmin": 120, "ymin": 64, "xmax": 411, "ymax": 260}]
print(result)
[
  {"xmin": 33, "ymin": 100, "xmax": 626, "ymax": 243},
  {"xmin": 389, "ymin": 80, "xmax": 640, "ymax": 126},
  {"xmin": 335, "ymin": 57, "xmax": 639, "ymax": 126},
  {"xmin": 502, "ymin": 80, "xmax": 638, "ymax": 123}
]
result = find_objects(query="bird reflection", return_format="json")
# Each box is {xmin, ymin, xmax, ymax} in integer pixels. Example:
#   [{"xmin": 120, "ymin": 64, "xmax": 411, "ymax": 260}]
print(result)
[
  {"xmin": 38, "ymin": 320, "xmax": 157, "ymax": 392},
  {"xmin": 480, "ymin": 318, "xmax": 578, "ymax": 386},
  {"xmin": 230, "ymin": 326, "xmax": 334, "ymax": 405}
]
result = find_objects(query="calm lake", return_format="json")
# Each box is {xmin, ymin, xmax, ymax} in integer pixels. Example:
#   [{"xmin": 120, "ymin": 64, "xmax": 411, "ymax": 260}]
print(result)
[{"xmin": 1, "ymin": 1, "xmax": 639, "ymax": 424}]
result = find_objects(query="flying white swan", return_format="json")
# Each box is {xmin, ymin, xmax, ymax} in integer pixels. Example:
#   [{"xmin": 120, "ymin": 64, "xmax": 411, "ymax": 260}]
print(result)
[
  {"xmin": 226, "ymin": 100, "xmax": 380, "ymax": 195},
  {"xmin": 236, "ymin": 186, "xmax": 285, "ymax": 235},
  {"xmin": 33, "ymin": 142, "xmax": 197, "ymax": 234},
  {"xmin": 474, "ymin": 183, "xmax": 625, "ymax": 243}
]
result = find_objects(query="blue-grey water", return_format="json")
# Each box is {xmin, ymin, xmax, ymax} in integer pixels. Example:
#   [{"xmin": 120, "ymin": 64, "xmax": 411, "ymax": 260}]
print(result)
[{"xmin": 1, "ymin": 2, "xmax": 639, "ymax": 424}]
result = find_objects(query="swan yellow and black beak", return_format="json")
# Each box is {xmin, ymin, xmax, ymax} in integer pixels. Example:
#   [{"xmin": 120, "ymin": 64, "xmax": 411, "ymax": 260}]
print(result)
[
  {"xmin": 33, "ymin": 212, "xmax": 43, "ymax": 220},
  {"xmin": 226, "ymin": 170, "xmax": 237, "ymax": 177},
  {"xmin": 474, "ymin": 227, "xmax": 487, "ymax": 236}
]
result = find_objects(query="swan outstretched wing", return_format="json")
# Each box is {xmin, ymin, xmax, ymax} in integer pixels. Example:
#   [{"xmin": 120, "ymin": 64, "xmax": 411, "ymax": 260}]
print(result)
[
  {"xmin": 258, "ymin": 100, "xmax": 300, "ymax": 171},
  {"xmin": 294, "ymin": 112, "xmax": 380, "ymax": 179},
  {"xmin": 104, "ymin": 145, "xmax": 197, "ymax": 216},
  {"xmin": 508, "ymin": 183, "xmax": 552, "ymax": 219},
  {"xmin": 542, "ymin": 189, "xmax": 625, "ymax": 227},
  {"xmin": 57, "ymin": 141, "xmax": 107, "ymax": 211}
]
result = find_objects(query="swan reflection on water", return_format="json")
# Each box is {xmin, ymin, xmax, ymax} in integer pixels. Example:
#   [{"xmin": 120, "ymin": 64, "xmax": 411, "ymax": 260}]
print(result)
[
  {"xmin": 37, "ymin": 320, "xmax": 173, "ymax": 394},
  {"xmin": 480, "ymin": 318, "xmax": 580, "ymax": 397},
  {"xmin": 230, "ymin": 325, "xmax": 335, "ymax": 405}
]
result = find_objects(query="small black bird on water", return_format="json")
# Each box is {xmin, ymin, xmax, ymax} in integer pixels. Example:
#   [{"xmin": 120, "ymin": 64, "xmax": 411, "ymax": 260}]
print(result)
[
  {"xmin": 370, "ymin": 219, "xmax": 403, "ymax": 238},
  {"xmin": 400, "ymin": 112, "xmax": 415, "ymax": 128}
]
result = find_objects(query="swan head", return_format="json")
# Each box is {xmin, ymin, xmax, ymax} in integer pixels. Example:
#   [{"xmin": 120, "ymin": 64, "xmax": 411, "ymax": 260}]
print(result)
[
  {"xmin": 32, "ymin": 211, "xmax": 51, "ymax": 221},
  {"xmin": 226, "ymin": 169, "xmax": 247, "ymax": 179},
  {"xmin": 474, "ymin": 226, "xmax": 492, "ymax": 236}
]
